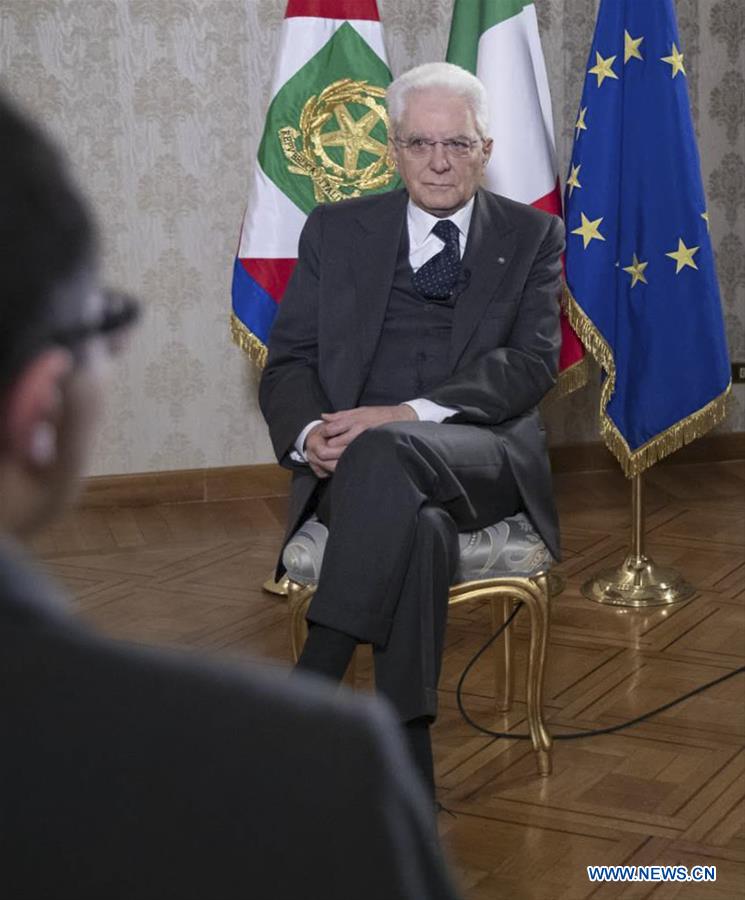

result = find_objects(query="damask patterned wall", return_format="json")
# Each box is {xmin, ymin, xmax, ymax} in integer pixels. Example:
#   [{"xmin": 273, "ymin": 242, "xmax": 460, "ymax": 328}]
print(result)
[{"xmin": 0, "ymin": 0, "xmax": 742, "ymax": 476}]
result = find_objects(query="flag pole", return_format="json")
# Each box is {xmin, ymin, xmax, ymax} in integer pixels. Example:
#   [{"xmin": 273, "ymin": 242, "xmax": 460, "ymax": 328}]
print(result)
[{"xmin": 581, "ymin": 473, "xmax": 695, "ymax": 607}]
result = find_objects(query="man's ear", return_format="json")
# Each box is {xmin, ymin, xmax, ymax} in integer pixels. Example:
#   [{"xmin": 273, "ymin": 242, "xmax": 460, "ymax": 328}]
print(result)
[
  {"xmin": 388, "ymin": 137, "xmax": 400, "ymax": 170},
  {"xmin": 481, "ymin": 137, "xmax": 494, "ymax": 169},
  {"xmin": 4, "ymin": 349, "xmax": 73, "ymax": 470}
]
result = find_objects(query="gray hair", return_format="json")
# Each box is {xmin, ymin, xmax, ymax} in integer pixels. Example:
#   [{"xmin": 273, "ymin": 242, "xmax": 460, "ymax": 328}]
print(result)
[{"xmin": 386, "ymin": 62, "xmax": 489, "ymax": 138}]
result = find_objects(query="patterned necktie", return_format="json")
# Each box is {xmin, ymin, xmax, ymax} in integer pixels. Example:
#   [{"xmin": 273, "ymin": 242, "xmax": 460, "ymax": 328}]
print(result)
[{"xmin": 412, "ymin": 219, "xmax": 462, "ymax": 300}]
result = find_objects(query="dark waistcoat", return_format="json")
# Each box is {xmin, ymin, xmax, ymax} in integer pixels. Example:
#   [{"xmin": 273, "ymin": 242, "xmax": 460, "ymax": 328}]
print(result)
[{"xmin": 359, "ymin": 229, "xmax": 460, "ymax": 407}]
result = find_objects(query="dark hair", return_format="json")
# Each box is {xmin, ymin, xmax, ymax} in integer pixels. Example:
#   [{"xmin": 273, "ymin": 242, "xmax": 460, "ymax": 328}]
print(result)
[{"xmin": 0, "ymin": 91, "xmax": 96, "ymax": 388}]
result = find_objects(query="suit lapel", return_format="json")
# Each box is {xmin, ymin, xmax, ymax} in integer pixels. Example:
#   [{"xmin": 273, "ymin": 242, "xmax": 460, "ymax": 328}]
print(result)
[
  {"xmin": 449, "ymin": 189, "xmax": 517, "ymax": 370},
  {"xmin": 348, "ymin": 190, "xmax": 408, "ymax": 403}
]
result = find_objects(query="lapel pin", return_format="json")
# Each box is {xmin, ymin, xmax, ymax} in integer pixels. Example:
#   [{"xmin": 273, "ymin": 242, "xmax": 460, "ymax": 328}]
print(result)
[{"xmin": 497, "ymin": 256, "xmax": 505, "ymax": 264}]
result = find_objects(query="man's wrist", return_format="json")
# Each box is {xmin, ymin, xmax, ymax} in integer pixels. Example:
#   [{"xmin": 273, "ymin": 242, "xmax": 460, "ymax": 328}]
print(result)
[
  {"xmin": 398, "ymin": 403, "xmax": 419, "ymax": 421},
  {"xmin": 292, "ymin": 419, "xmax": 323, "ymax": 463}
]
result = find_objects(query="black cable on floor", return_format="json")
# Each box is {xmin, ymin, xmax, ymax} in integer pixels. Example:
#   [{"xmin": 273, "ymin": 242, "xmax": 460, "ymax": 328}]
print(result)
[{"xmin": 456, "ymin": 601, "xmax": 745, "ymax": 741}]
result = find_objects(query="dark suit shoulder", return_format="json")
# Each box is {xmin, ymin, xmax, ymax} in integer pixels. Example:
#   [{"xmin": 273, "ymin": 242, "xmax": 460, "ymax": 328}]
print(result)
[
  {"xmin": 308, "ymin": 187, "xmax": 407, "ymax": 224},
  {"xmin": 479, "ymin": 188, "xmax": 562, "ymax": 236},
  {"xmin": 1, "ymin": 546, "xmax": 460, "ymax": 900},
  {"xmin": 3, "ymin": 595, "xmax": 385, "ymax": 749},
  {"xmin": 1, "ymin": 589, "xmax": 448, "ymax": 899},
  {"xmin": 0, "ymin": 542, "xmax": 395, "ymax": 771}
]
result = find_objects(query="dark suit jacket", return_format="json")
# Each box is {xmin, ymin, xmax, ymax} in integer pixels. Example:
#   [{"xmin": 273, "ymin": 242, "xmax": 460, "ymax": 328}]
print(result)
[
  {"xmin": 260, "ymin": 188, "xmax": 563, "ymax": 562},
  {"xmin": 0, "ymin": 540, "xmax": 459, "ymax": 900}
]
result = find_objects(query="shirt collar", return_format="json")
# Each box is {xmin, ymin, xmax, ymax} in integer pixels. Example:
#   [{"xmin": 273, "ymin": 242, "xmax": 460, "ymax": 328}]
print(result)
[{"xmin": 407, "ymin": 195, "xmax": 476, "ymax": 250}]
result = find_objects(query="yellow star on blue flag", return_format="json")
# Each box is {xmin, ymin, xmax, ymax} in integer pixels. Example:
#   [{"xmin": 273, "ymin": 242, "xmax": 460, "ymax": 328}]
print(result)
[{"xmin": 588, "ymin": 51, "xmax": 619, "ymax": 87}]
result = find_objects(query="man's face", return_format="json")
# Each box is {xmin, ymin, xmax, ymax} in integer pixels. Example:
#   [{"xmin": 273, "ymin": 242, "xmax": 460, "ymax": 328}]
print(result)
[
  {"xmin": 389, "ymin": 87, "xmax": 492, "ymax": 218},
  {"xmin": 0, "ymin": 273, "xmax": 115, "ymax": 537}
]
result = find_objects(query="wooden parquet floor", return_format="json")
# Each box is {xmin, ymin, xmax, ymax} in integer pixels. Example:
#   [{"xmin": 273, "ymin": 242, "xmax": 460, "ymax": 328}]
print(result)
[{"xmin": 35, "ymin": 461, "xmax": 745, "ymax": 899}]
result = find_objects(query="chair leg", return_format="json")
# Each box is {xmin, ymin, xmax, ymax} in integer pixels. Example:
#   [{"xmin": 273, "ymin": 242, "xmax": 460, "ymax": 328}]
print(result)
[
  {"xmin": 522, "ymin": 574, "xmax": 553, "ymax": 776},
  {"xmin": 490, "ymin": 597, "xmax": 514, "ymax": 712},
  {"xmin": 287, "ymin": 580, "xmax": 357, "ymax": 686},
  {"xmin": 343, "ymin": 652, "xmax": 357, "ymax": 687},
  {"xmin": 287, "ymin": 580, "xmax": 314, "ymax": 663}
]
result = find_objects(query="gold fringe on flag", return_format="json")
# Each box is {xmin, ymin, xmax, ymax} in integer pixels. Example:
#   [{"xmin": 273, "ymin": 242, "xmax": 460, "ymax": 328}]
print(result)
[
  {"xmin": 542, "ymin": 355, "xmax": 591, "ymax": 406},
  {"xmin": 563, "ymin": 285, "xmax": 732, "ymax": 478},
  {"xmin": 557, "ymin": 355, "xmax": 591, "ymax": 396},
  {"xmin": 231, "ymin": 312, "xmax": 268, "ymax": 368}
]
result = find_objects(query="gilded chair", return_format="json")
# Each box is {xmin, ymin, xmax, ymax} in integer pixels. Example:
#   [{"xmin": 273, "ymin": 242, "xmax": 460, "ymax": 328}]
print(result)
[{"xmin": 284, "ymin": 512, "xmax": 554, "ymax": 775}]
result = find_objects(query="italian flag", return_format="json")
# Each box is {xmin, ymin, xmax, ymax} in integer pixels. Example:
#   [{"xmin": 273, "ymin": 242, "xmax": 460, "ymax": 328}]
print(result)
[
  {"xmin": 231, "ymin": 0, "xmax": 396, "ymax": 366},
  {"xmin": 447, "ymin": 0, "xmax": 587, "ymax": 395}
]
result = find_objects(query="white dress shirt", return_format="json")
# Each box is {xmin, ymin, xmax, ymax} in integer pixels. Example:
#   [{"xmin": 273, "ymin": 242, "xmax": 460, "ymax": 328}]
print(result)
[{"xmin": 293, "ymin": 198, "xmax": 474, "ymax": 460}]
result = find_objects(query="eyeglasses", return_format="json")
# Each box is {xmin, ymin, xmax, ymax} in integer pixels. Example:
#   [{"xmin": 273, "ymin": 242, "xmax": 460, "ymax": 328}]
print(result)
[
  {"xmin": 393, "ymin": 137, "xmax": 483, "ymax": 159},
  {"xmin": 0, "ymin": 289, "xmax": 142, "ymax": 391},
  {"xmin": 50, "ymin": 289, "xmax": 141, "ymax": 356}
]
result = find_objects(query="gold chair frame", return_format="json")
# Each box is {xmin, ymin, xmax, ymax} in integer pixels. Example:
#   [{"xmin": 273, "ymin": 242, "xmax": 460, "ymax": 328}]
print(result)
[{"xmin": 288, "ymin": 571, "xmax": 553, "ymax": 776}]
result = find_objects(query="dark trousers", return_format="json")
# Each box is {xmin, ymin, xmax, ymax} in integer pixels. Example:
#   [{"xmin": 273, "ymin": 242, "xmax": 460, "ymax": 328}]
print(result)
[{"xmin": 309, "ymin": 421, "xmax": 521, "ymax": 723}]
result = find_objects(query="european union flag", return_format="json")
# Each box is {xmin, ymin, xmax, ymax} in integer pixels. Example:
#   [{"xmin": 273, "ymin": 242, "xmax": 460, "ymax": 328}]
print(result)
[{"xmin": 564, "ymin": 0, "xmax": 731, "ymax": 476}]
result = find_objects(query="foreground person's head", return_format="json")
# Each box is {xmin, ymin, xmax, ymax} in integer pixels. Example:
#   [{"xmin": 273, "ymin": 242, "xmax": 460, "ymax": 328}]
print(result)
[{"xmin": 0, "ymin": 95, "xmax": 137, "ymax": 538}]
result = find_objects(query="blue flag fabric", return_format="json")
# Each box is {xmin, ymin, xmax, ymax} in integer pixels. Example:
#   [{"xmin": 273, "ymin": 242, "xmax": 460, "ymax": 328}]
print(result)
[{"xmin": 564, "ymin": 0, "xmax": 731, "ymax": 476}]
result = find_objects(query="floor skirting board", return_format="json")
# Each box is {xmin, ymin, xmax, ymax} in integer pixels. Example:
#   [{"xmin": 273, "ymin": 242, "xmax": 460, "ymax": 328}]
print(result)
[{"xmin": 80, "ymin": 432, "xmax": 744, "ymax": 508}]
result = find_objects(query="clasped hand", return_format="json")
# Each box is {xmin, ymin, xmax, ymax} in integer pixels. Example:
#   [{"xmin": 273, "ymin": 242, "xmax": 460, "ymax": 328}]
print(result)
[{"xmin": 304, "ymin": 404, "xmax": 417, "ymax": 479}]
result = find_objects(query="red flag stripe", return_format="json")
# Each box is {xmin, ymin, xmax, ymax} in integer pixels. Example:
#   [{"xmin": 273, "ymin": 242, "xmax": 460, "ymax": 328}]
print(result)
[
  {"xmin": 529, "ymin": 180, "xmax": 586, "ymax": 373},
  {"xmin": 530, "ymin": 180, "xmax": 562, "ymax": 217},
  {"xmin": 284, "ymin": 0, "xmax": 380, "ymax": 20},
  {"xmin": 241, "ymin": 258, "xmax": 297, "ymax": 303},
  {"xmin": 558, "ymin": 317, "xmax": 585, "ymax": 369}
]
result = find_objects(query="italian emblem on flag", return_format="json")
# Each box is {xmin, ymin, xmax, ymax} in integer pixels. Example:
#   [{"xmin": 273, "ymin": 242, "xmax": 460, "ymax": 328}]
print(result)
[
  {"xmin": 447, "ymin": 0, "xmax": 588, "ymax": 395},
  {"xmin": 231, "ymin": 0, "xmax": 397, "ymax": 366}
]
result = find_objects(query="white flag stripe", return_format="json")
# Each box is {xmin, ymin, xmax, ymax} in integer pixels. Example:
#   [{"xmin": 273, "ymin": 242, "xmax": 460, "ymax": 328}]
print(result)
[
  {"xmin": 477, "ymin": 5, "xmax": 557, "ymax": 204},
  {"xmin": 238, "ymin": 167, "xmax": 307, "ymax": 259}
]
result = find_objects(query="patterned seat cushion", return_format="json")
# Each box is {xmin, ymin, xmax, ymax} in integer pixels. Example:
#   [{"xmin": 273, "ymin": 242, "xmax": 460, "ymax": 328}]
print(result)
[{"xmin": 282, "ymin": 512, "xmax": 553, "ymax": 586}]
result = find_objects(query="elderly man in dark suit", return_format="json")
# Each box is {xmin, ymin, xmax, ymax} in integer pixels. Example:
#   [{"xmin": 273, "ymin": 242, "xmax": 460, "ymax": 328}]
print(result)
[
  {"xmin": 0, "ymin": 93, "xmax": 460, "ymax": 899},
  {"xmin": 260, "ymin": 62, "xmax": 564, "ymax": 792}
]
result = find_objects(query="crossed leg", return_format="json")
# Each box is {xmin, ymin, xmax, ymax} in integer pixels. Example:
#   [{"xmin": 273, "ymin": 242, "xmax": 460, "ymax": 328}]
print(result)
[{"xmin": 297, "ymin": 421, "xmax": 521, "ymax": 789}]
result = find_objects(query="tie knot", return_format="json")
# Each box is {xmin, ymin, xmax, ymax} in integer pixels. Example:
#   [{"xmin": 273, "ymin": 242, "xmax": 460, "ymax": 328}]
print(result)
[{"xmin": 432, "ymin": 219, "xmax": 459, "ymax": 247}]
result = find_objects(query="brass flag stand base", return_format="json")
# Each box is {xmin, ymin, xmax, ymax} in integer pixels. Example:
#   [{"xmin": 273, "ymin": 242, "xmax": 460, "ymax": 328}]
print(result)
[
  {"xmin": 582, "ymin": 554, "xmax": 695, "ymax": 607},
  {"xmin": 582, "ymin": 474, "xmax": 695, "ymax": 608}
]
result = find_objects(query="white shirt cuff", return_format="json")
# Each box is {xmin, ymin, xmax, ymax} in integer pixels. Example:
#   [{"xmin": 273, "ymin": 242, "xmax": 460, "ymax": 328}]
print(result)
[
  {"xmin": 291, "ymin": 419, "xmax": 323, "ymax": 463},
  {"xmin": 403, "ymin": 399, "xmax": 458, "ymax": 423}
]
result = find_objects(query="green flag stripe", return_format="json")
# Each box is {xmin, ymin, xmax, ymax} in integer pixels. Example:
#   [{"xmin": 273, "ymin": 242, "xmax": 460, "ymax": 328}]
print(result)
[{"xmin": 447, "ymin": 0, "xmax": 534, "ymax": 73}]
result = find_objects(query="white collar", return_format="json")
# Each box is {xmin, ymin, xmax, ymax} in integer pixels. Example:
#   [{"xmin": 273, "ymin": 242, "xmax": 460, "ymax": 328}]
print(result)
[{"xmin": 407, "ymin": 195, "xmax": 476, "ymax": 250}]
